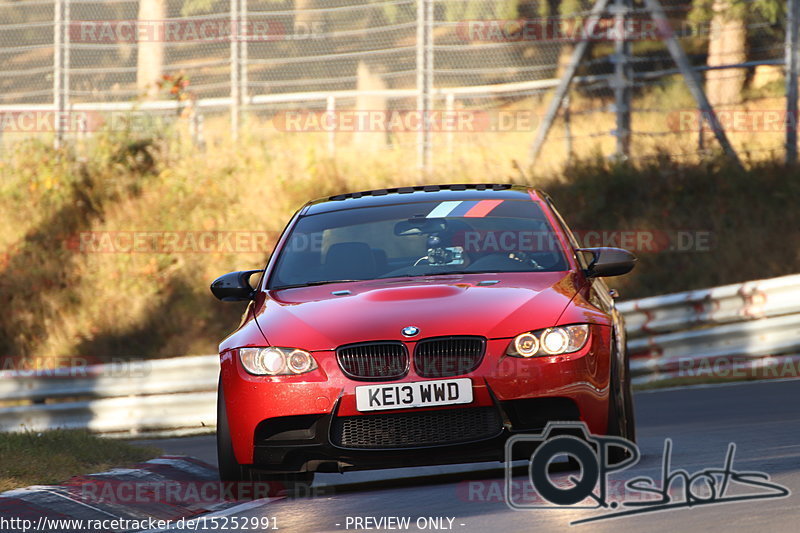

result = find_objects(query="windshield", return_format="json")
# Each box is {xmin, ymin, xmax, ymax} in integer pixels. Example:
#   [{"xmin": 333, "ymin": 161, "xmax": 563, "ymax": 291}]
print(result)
[{"xmin": 268, "ymin": 199, "xmax": 569, "ymax": 289}]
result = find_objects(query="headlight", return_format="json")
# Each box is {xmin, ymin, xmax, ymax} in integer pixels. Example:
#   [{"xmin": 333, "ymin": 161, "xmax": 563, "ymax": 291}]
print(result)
[
  {"xmin": 238, "ymin": 347, "xmax": 318, "ymax": 375},
  {"xmin": 506, "ymin": 325, "xmax": 590, "ymax": 357},
  {"xmin": 513, "ymin": 333, "xmax": 540, "ymax": 357},
  {"xmin": 541, "ymin": 328, "xmax": 569, "ymax": 355},
  {"xmin": 287, "ymin": 349, "xmax": 315, "ymax": 373}
]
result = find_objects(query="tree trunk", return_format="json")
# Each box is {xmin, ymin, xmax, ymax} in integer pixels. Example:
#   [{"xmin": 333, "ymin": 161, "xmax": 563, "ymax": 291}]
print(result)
[
  {"xmin": 137, "ymin": 0, "xmax": 166, "ymax": 99},
  {"xmin": 706, "ymin": 1, "xmax": 746, "ymax": 106},
  {"xmin": 354, "ymin": 60, "xmax": 389, "ymax": 149},
  {"xmin": 294, "ymin": 0, "xmax": 314, "ymax": 34},
  {"xmin": 550, "ymin": 0, "xmax": 574, "ymax": 80}
]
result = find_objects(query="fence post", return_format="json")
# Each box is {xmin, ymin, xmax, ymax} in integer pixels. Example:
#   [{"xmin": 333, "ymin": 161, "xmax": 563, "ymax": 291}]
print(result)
[
  {"xmin": 563, "ymin": 94, "xmax": 572, "ymax": 164},
  {"xmin": 326, "ymin": 95, "xmax": 336, "ymax": 156},
  {"xmin": 698, "ymin": 110, "xmax": 705, "ymax": 154},
  {"xmin": 190, "ymin": 101, "xmax": 205, "ymax": 149},
  {"xmin": 445, "ymin": 91, "xmax": 454, "ymax": 160},
  {"xmin": 241, "ymin": 0, "xmax": 248, "ymax": 127},
  {"xmin": 230, "ymin": 0, "xmax": 242, "ymax": 142},
  {"xmin": 786, "ymin": 0, "xmax": 799, "ymax": 165},
  {"xmin": 53, "ymin": 0, "xmax": 70, "ymax": 149},
  {"xmin": 416, "ymin": 0, "xmax": 433, "ymax": 172},
  {"xmin": 611, "ymin": 0, "xmax": 631, "ymax": 160}
]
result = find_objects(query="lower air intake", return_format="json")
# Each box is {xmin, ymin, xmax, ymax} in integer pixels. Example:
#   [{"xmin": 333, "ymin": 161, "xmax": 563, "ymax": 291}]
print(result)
[{"xmin": 331, "ymin": 407, "xmax": 502, "ymax": 449}]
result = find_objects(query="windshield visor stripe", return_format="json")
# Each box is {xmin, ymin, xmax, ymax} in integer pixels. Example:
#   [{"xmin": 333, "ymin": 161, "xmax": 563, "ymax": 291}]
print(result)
[
  {"xmin": 426, "ymin": 201, "xmax": 462, "ymax": 218},
  {"xmin": 447, "ymin": 201, "xmax": 480, "ymax": 217},
  {"xmin": 464, "ymin": 199, "xmax": 504, "ymax": 218},
  {"xmin": 426, "ymin": 199, "xmax": 505, "ymax": 219}
]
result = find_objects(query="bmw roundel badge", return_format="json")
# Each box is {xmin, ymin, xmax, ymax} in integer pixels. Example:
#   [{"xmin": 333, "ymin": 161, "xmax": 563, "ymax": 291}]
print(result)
[{"xmin": 401, "ymin": 326, "xmax": 420, "ymax": 337}]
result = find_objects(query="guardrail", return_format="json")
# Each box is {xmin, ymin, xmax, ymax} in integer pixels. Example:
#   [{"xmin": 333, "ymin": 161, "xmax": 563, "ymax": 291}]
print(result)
[
  {"xmin": 618, "ymin": 273, "xmax": 800, "ymax": 386},
  {"xmin": 1, "ymin": 273, "xmax": 799, "ymax": 435},
  {"xmin": 0, "ymin": 355, "xmax": 219, "ymax": 437}
]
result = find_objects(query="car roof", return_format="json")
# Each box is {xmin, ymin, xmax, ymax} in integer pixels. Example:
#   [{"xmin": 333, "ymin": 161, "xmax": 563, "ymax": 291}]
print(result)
[{"xmin": 302, "ymin": 184, "xmax": 547, "ymax": 215}]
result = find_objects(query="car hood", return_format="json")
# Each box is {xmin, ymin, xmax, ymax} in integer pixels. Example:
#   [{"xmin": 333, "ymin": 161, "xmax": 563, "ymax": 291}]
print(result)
[{"xmin": 254, "ymin": 272, "xmax": 586, "ymax": 351}]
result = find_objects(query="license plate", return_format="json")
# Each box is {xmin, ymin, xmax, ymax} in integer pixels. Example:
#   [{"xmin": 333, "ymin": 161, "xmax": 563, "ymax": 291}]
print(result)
[{"xmin": 355, "ymin": 378, "xmax": 473, "ymax": 412}]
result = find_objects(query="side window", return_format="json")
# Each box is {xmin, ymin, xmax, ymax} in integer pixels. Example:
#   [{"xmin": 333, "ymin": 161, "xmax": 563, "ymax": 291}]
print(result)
[{"xmin": 547, "ymin": 199, "xmax": 589, "ymax": 270}]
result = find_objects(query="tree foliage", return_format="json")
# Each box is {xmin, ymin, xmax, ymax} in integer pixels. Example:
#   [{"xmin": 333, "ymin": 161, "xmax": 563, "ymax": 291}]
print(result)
[{"xmin": 689, "ymin": 0, "xmax": 785, "ymax": 24}]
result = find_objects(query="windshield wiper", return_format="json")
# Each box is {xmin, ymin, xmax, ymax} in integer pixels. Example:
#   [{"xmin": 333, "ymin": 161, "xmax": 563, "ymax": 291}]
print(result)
[{"xmin": 271, "ymin": 279, "xmax": 362, "ymax": 290}]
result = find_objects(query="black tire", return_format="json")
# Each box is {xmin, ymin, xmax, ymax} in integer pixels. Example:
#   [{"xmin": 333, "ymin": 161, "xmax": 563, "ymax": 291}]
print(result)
[
  {"xmin": 217, "ymin": 377, "xmax": 248, "ymax": 482},
  {"xmin": 621, "ymin": 339, "xmax": 636, "ymax": 444},
  {"xmin": 607, "ymin": 336, "xmax": 636, "ymax": 463}
]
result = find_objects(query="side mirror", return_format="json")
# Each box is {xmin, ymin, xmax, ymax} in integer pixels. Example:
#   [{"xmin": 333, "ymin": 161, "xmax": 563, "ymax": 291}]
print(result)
[
  {"xmin": 210, "ymin": 270, "xmax": 262, "ymax": 301},
  {"xmin": 579, "ymin": 247, "xmax": 636, "ymax": 277}
]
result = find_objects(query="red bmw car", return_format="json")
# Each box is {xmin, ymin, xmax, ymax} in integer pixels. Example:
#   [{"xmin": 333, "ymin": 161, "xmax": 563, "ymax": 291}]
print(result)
[{"xmin": 211, "ymin": 184, "xmax": 636, "ymax": 486}]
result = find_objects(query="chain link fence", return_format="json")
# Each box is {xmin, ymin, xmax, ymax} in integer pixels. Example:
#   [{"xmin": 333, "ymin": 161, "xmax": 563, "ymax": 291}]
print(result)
[{"xmin": 0, "ymin": 0, "xmax": 793, "ymax": 169}]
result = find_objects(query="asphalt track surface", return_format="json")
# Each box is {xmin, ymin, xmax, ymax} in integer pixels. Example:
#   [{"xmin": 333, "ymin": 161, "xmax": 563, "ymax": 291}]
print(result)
[{"xmin": 138, "ymin": 380, "xmax": 800, "ymax": 533}]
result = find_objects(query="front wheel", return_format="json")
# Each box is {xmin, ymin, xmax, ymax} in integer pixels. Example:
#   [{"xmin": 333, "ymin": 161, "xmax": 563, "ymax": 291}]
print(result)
[
  {"xmin": 217, "ymin": 377, "xmax": 248, "ymax": 482},
  {"xmin": 607, "ymin": 337, "xmax": 637, "ymax": 463}
]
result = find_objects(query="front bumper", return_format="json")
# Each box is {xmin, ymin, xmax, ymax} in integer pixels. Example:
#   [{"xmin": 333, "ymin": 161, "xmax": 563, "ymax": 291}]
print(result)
[
  {"xmin": 220, "ymin": 325, "xmax": 612, "ymax": 470},
  {"xmin": 248, "ymin": 397, "xmax": 584, "ymax": 473}
]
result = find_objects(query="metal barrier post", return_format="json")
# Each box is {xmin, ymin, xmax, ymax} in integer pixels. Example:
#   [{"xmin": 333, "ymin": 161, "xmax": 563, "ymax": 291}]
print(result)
[
  {"xmin": 230, "ymin": 0, "xmax": 242, "ymax": 141},
  {"xmin": 445, "ymin": 91, "xmax": 454, "ymax": 160},
  {"xmin": 53, "ymin": 0, "xmax": 70, "ymax": 149},
  {"xmin": 612, "ymin": 0, "xmax": 631, "ymax": 159},
  {"xmin": 416, "ymin": 0, "xmax": 433, "ymax": 172},
  {"xmin": 326, "ymin": 95, "xmax": 336, "ymax": 156},
  {"xmin": 241, "ymin": 0, "xmax": 248, "ymax": 132},
  {"xmin": 786, "ymin": 0, "xmax": 799, "ymax": 165},
  {"xmin": 563, "ymin": 95, "xmax": 573, "ymax": 163}
]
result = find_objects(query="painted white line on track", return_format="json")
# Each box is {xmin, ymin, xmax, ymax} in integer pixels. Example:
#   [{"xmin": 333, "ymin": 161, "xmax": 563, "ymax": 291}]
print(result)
[
  {"xmin": 38, "ymin": 488, "xmax": 121, "ymax": 519},
  {"xmin": 2, "ymin": 486, "xmax": 120, "ymax": 519},
  {"xmin": 147, "ymin": 456, "xmax": 216, "ymax": 478}
]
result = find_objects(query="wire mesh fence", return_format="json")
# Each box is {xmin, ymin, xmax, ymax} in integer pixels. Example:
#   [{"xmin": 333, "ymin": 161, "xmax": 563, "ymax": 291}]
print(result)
[{"xmin": 0, "ymin": 0, "xmax": 793, "ymax": 170}]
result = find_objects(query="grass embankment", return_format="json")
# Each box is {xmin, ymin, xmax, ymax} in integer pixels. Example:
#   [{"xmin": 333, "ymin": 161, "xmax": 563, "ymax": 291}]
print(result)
[
  {"xmin": 542, "ymin": 155, "xmax": 800, "ymax": 298},
  {"xmin": 0, "ymin": 429, "xmax": 161, "ymax": 492},
  {"xmin": 0, "ymin": 108, "xmax": 798, "ymax": 363}
]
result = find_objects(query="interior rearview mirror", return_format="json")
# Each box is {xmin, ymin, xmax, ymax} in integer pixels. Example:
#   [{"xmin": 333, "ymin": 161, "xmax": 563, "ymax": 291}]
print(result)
[{"xmin": 394, "ymin": 218, "xmax": 448, "ymax": 236}]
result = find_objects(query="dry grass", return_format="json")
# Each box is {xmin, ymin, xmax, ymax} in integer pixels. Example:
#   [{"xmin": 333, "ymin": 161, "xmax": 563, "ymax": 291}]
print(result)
[
  {"xmin": 0, "ymin": 81, "xmax": 797, "ymax": 363},
  {"xmin": 0, "ymin": 429, "xmax": 160, "ymax": 492}
]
